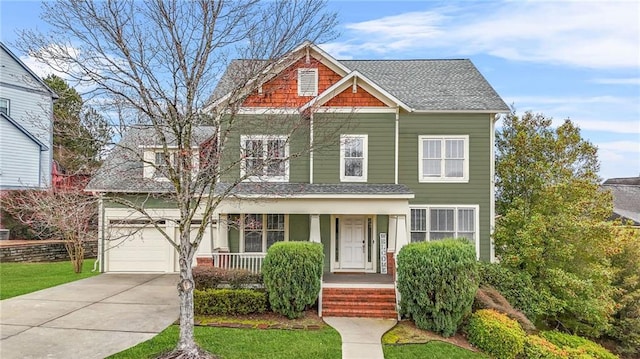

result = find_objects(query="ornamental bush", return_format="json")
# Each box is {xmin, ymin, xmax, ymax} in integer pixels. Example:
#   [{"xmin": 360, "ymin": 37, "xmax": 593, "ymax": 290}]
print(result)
[
  {"xmin": 262, "ymin": 241, "xmax": 324, "ymax": 319},
  {"xmin": 524, "ymin": 335, "xmax": 569, "ymax": 359},
  {"xmin": 194, "ymin": 289, "xmax": 267, "ymax": 315},
  {"xmin": 467, "ymin": 309, "xmax": 526, "ymax": 359},
  {"xmin": 397, "ymin": 239, "xmax": 478, "ymax": 337},
  {"xmin": 539, "ymin": 331, "xmax": 618, "ymax": 359},
  {"xmin": 193, "ymin": 266, "xmax": 262, "ymax": 290}
]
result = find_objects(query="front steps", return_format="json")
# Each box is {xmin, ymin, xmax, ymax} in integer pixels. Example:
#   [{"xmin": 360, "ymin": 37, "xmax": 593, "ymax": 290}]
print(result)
[{"xmin": 321, "ymin": 287, "xmax": 397, "ymax": 319}]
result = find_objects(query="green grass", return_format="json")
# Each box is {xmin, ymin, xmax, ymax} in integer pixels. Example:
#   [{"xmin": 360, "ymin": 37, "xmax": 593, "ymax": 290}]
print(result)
[
  {"xmin": 384, "ymin": 341, "xmax": 488, "ymax": 359},
  {"xmin": 108, "ymin": 325, "xmax": 342, "ymax": 359},
  {"xmin": 0, "ymin": 259, "xmax": 100, "ymax": 299}
]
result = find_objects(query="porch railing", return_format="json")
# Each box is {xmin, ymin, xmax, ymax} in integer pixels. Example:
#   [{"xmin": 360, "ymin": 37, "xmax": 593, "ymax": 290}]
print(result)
[{"xmin": 211, "ymin": 252, "xmax": 266, "ymax": 274}]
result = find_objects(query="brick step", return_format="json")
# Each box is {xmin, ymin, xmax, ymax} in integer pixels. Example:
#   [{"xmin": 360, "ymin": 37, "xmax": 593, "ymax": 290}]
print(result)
[
  {"xmin": 322, "ymin": 294, "xmax": 396, "ymax": 303},
  {"xmin": 323, "ymin": 300, "xmax": 396, "ymax": 310},
  {"xmin": 322, "ymin": 288, "xmax": 395, "ymax": 296},
  {"xmin": 322, "ymin": 308, "xmax": 397, "ymax": 319}
]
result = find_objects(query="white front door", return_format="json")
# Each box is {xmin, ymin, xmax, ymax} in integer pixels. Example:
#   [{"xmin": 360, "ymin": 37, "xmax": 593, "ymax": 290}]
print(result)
[{"xmin": 340, "ymin": 216, "xmax": 366, "ymax": 269}]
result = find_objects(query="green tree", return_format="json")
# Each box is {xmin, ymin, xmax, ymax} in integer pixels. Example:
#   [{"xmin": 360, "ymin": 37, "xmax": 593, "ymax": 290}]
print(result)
[
  {"xmin": 494, "ymin": 111, "xmax": 616, "ymax": 337},
  {"xmin": 44, "ymin": 74, "xmax": 110, "ymax": 173}
]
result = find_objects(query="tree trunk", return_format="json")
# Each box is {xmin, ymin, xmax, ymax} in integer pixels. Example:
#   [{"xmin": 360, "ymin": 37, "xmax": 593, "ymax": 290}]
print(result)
[{"xmin": 177, "ymin": 254, "xmax": 198, "ymax": 354}]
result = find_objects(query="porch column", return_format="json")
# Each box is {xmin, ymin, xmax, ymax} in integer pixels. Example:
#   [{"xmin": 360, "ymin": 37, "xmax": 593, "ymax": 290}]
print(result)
[
  {"xmin": 217, "ymin": 213, "xmax": 229, "ymax": 252},
  {"xmin": 388, "ymin": 215, "xmax": 398, "ymax": 252},
  {"xmin": 395, "ymin": 215, "xmax": 408, "ymax": 253},
  {"xmin": 309, "ymin": 214, "xmax": 321, "ymax": 243}
]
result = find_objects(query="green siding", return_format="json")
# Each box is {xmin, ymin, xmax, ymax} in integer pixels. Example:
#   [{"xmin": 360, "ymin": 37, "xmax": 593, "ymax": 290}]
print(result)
[
  {"xmin": 289, "ymin": 214, "xmax": 310, "ymax": 241},
  {"xmin": 320, "ymin": 214, "xmax": 331, "ymax": 272},
  {"xmin": 104, "ymin": 195, "xmax": 176, "ymax": 208},
  {"xmin": 376, "ymin": 215, "xmax": 389, "ymax": 272},
  {"xmin": 398, "ymin": 113, "xmax": 492, "ymax": 261},
  {"xmin": 313, "ymin": 113, "xmax": 396, "ymax": 183}
]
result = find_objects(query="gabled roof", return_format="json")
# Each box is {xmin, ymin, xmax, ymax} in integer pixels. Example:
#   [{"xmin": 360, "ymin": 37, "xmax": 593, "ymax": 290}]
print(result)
[
  {"xmin": 0, "ymin": 42, "xmax": 59, "ymax": 99},
  {"xmin": 209, "ymin": 42, "xmax": 509, "ymax": 113},
  {"xmin": 602, "ymin": 177, "xmax": 640, "ymax": 225},
  {"xmin": 1, "ymin": 112, "xmax": 49, "ymax": 150}
]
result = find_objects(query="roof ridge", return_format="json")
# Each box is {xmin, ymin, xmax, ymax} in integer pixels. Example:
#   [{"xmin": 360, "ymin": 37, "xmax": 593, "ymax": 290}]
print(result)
[{"xmin": 340, "ymin": 59, "xmax": 470, "ymax": 62}]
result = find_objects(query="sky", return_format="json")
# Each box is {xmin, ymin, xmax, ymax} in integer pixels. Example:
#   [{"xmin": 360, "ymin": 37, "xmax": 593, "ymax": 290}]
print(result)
[{"xmin": 1, "ymin": 0, "xmax": 639, "ymax": 180}]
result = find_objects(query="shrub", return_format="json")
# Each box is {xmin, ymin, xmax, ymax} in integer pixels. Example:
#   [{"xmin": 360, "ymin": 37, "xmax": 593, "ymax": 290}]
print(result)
[
  {"xmin": 194, "ymin": 289, "xmax": 267, "ymax": 315},
  {"xmin": 474, "ymin": 286, "xmax": 537, "ymax": 333},
  {"xmin": 478, "ymin": 261, "xmax": 548, "ymax": 320},
  {"xmin": 193, "ymin": 266, "xmax": 262, "ymax": 290},
  {"xmin": 524, "ymin": 335, "xmax": 569, "ymax": 359},
  {"xmin": 540, "ymin": 331, "xmax": 618, "ymax": 359},
  {"xmin": 467, "ymin": 309, "xmax": 526, "ymax": 359},
  {"xmin": 262, "ymin": 241, "xmax": 324, "ymax": 319},
  {"xmin": 397, "ymin": 238, "xmax": 478, "ymax": 337}
]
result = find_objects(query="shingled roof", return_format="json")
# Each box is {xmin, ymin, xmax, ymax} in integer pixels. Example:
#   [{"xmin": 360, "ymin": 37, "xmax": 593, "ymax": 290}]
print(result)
[{"xmin": 602, "ymin": 177, "xmax": 640, "ymax": 225}]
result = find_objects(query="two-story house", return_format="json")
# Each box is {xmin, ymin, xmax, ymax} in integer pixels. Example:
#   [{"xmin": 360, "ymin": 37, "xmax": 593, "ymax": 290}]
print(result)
[
  {"xmin": 0, "ymin": 42, "xmax": 57, "ymax": 191},
  {"xmin": 87, "ymin": 42, "xmax": 508, "ymax": 317}
]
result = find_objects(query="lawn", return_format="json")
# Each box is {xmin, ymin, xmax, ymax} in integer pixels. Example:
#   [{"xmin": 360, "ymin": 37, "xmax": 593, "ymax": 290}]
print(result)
[
  {"xmin": 0, "ymin": 259, "xmax": 99, "ymax": 299},
  {"xmin": 384, "ymin": 341, "xmax": 487, "ymax": 358},
  {"xmin": 108, "ymin": 325, "xmax": 342, "ymax": 359}
]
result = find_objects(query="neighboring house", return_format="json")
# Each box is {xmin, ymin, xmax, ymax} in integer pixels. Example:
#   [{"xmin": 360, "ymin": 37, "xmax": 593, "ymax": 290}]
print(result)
[
  {"xmin": 602, "ymin": 177, "xmax": 640, "ymax": 226},
  {"xmin": 87, "ymin": 42, "xmax": 509, "ymax": 317},
  {"xmin": 0, "ymin": 42, "xmax": 57, "ymax": 191}
]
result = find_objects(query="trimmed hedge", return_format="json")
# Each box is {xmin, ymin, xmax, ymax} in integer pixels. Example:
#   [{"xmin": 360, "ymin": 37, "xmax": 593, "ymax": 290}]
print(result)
[
  {"xmin": 194, "ymin": 289, "xmax": 267, "ymax": 315},
  {"xmin": 397, "ymin": 239, "xmax": 479, "ymax": 337},
  {"xmin": 524, "ymin": 335, "xmax": 569, "ymax": 359},
  {"xmin": 262, "ymin": 241, "xmax": 324, "ymax": 319},
  {"xmin": 539, "ymin": 331, "xmax": 618, "ymax": 359},
  {"xmin": 467, "ymin": 309, "xmax": 526, "ymax": 359},
  {"xmin": 193, "ymin": 266, "xmax": 262, "ymax": 290}
]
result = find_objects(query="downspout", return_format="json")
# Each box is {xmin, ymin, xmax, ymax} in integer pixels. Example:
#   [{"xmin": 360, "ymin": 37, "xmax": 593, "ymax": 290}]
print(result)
[
  {"xmin": 309, "ymin": 112, "xmax": 314, "ymax": 184},
  {"xmin": 394, "ymin": 106, "xmax": 399, "ymax": 184},
  {"xmin": 489, "ymin": 113, "xmax": 497, "ymax": 263},
  {"xmin": 94, "ymin": 194, "xmax": 105, "ymax": 272}
]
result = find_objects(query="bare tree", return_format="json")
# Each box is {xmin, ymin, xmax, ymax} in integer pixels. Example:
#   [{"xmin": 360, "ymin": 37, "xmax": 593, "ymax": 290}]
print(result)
[
  {"xmin": 1, "ymin": 189, "xmax": 96, "ymax": 273},
  {"xmin": 19, "ymin": 1, "xmax": 337, "ymax": 357}
]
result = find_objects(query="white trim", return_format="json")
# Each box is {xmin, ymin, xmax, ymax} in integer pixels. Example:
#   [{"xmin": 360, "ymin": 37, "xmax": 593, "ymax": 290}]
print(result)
[
  {"xmin": 142, "ymin": 148, "xmax": 200, "ymax": 181},
  {"xmin": 232, "ymin": 108, "xmax": 301, "ymax": 115},
  {"xmin": 240, "ymin": 134, "xmax": 290, "ymax": 182},
  {"xmin": 239, "ymin": 213, "xmax": 289, "ymax": 253},
  {"xmin": 216, "ymin": 193, "xmax": 414, "ymax": 199},
  {"xmin": 0, "ymin": 98, "xmax": 10, "ymax": 116},
  {"xmin": 489, "ymin": 114, "xmax": 496, "ymax": 262},
  {"xmin": 340, "ymin": 134, "xmax": 368, "ymax": 182},
  {"xmin": 310, "ymin": 113, "xmax": 314, "ymax": 183},
  {"xmin": 409, "ymin": 204, "xmax": 480, "ymax": 260},
  {"xmin": 331, "ymin": 215, "xmax": 377, "ymax": 273},
  {"xmin": 411, "ymin": 109, "xmax": 510, "ymax": 114},
  {"xmin": 394, "ymin": 108, "xmax": 399, "ymax": 184},
  {"xmin": 311, "ymin": 107, "xmax": 397, "ymax": 114},
  {"xmin": 418, "ymin": 135, "xmax": 470, "ymax": 183},
  {"xmin": 297, "ymin": 68, "xmax": 318, "ymax": 96}
]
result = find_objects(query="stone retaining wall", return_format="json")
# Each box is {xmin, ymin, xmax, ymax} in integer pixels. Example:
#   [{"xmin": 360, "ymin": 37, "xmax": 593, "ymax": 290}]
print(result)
[{"xmin": 0, "ymin": 240, "xmax": 98, "ymax": 263}]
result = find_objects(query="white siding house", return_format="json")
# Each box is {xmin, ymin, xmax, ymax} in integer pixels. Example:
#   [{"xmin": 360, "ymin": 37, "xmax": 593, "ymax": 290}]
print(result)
[{"xmin": 0, "ymin": 42, "xmax": 57, "ymax": 189}]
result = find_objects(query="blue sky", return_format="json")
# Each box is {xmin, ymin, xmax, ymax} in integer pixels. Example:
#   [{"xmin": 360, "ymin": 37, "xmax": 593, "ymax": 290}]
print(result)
[{"xmin": 2, "ymin": 0, "xmax": 639, "ymax": 180}]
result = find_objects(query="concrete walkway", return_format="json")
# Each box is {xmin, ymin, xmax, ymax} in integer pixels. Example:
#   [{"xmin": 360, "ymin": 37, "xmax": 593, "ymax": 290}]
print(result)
[
  {"xmin": 324, "ymin": 317, "xmax": 397, "ymax": 359},
  {"xmin": 0, "ymin": 273, "xmax": 179, "ymax": 359}
]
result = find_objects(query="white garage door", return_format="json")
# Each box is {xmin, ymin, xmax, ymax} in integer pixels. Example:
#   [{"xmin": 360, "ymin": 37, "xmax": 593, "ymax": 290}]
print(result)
[{"xmin": 106, "ymin": 225, "xmax": 171, "ymax": 272}]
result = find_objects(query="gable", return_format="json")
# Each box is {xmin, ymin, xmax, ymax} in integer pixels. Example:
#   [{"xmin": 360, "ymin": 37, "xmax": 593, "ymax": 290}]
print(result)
[
  {"xmin": 0, "ymin": 43, "xmax": 57, "ymax": 98},
  {"xmin": 323, "ymin": 85, "xmax": 386, "ymax": 107}
]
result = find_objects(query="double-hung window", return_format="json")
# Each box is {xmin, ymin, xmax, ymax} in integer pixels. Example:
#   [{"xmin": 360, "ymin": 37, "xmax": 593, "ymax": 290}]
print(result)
[
  {"xmin": 241, "ymin": 135, "xmax": 289, "ymax": 182},
  {"xmin": 142, "ymin": 147, "xmax": 199, "ymax": 181},
  {"xmin": 418, "ymin": 135, "xmax": 469, "ymax": 182},
  {"xmin": 410, "ymin": 205, "xmax": 479, "ymax": 257},
  {"xmin": 0, "ymin": 98, "xmax": 9, "ymax": 116},
  {"xmin": 340, "ymin": 134, "xmax": 368, "ymax": 182},
  {"xmin": 242, "ymin": 214, "xmax": 287, "ymax": 252},
  {"xmin": 154, "ymin": 151, "xmax": 176, "ymax": 179}
]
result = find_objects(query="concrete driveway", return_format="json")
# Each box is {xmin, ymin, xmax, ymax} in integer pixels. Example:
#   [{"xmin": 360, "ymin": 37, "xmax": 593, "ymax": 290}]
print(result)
[{"xmin": 0, "ymin": 273, "xmax": 179, "ymax": 359}]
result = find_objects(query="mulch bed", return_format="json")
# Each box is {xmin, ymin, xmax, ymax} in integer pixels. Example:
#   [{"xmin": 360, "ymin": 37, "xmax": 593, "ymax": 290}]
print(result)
[
  {"xmin": 383, "ymin": 320, "xmax": 479, "ymax": 352},
  {"xmin": 193, "ymin": 309, "xmax": 326, "ymax": 330}
]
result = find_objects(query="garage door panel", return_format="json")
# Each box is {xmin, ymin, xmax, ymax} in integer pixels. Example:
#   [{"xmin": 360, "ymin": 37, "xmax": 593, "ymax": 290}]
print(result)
[{"xmin": 106, "ymin": 226, "xmax": 170, "ymax": 272}]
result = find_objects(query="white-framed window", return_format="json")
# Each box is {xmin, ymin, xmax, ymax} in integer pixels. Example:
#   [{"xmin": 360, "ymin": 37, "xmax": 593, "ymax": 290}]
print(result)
[
  {"xmin": 242, "ymin": 214, "xmax": 288, "ymax": 252},
  {"xmin": 340, "ymin": 134, "xmax": 368, "ymax": 182},
  {"xmin": 0, "ymin": 98, "xmax": 9, "ymax": 116},
  {"xmin": 418, "ymin": 135, "xmax": 469, "ymax": 182},
  {"xmin": 298, "ymin": 68, "xmax": 318, "ymax": 96},
  {"xmin": 154, "ymin": 151, "xmax": 176, "ymax": 179},
  {"xmin": 241, "ymin": 135, "xmax": 289, "ymax": 182},
  {"xmin": 142, "ymin": 147, "xmax": 199, "ymax": 181},
  {"xmin": 409, "ymin": 205, "xmax": 479, "ymax": 258}
]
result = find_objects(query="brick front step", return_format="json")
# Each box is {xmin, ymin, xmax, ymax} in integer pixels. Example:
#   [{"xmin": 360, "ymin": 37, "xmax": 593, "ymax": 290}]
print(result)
[{"xmin": 321, "ymin": 287, "xmax": 397, "ymax": 319}]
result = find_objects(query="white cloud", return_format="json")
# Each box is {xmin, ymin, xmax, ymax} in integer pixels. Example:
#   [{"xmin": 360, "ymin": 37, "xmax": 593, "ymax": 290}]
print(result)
[
  {"xmin": 325, "ymin": 1, "xmax": 640, "ymax": 69},
  {"xmin": 596, "ymin": 141, "xmax": 640, "ymax": 179},
  {"xmin": 592, "ymin": 77, "xmax": 640, "ymax": 85},
  {"xmin": 597, "ymin": 141, "xmax": 640, "ymax": 154}
]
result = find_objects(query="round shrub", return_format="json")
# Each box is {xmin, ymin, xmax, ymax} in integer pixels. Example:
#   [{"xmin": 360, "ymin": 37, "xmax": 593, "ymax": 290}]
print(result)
[
  {"xmin": 194, "ymin": 289, "xmax": 267, "ymax": 315},
  {"xmin": 262, "ymin": 241, "xmax": 324, "ymax": 319},
  {"xmin": 397, "ymin": 238, "xmax": 479, "ymax": 337},
  {"xmin": 467, "ymin": 309, "xmax": 526, "ymax": 359},
  {"xmin": 524, "ymin": 335, "xmax": 569, "ymax": 359},
  {"xmin": 539, "ymin": 331, "xmax": 618, "ymax": 359}
]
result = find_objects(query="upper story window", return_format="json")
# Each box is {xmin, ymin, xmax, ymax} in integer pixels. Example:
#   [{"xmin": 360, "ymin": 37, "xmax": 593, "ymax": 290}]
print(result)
[
  {"xmin": 410, "ymin": 205, "xmax": 478, "ymax": 257},
  {"xmin": 154, "ymin": 151, "xmax": 176, "ymax": 179},
  {"xmin": 418, "ymin": 135, "xmax": 469, "ymax": 183},
  {"xmin": 242, "ymin": 213, "xmax": 287, "ymax": 252},
  {"xmin": 241, "ymin": 135, "xmax": 289, "ymax": 182},
  {"xmin": 0, "ymin": 98, "xmax": 9, "ymax": 116},
  {"xmin": 142, "ymin": 147, "xmax": 199, "ymax": 181},
  {"xmin": 298, "ymin": 68, "xmax": 318, "ymax": 96},
  {"xmin": 340, "ymin": 134, "xmax": 368, "ymax": 182}
]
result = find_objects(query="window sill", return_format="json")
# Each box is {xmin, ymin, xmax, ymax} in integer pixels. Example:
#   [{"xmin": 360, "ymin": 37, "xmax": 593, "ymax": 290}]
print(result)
[
  {"xmin": 418, "ymin": 178, "xmax": 469, "ymax": 183},
  {"xmin": 340, "ymin": 177, "xmax": 368, "ymax": 183}
]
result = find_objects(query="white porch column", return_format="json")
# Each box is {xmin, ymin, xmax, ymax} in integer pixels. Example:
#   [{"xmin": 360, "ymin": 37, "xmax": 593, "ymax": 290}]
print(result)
[
  {"xmin": 388, "ymin": 215, "xmax": 398, "ymax": 252},
  {"xmin": 309, "ymin": 214, "xmax": 321, "ymax": 243},
  {"xmin": 217, "ymin": 213, "xmax": 229, "ymax": 252},
  {"xmin": 395, "ymin": 215, "xmax": 408, "ymax": 253}
]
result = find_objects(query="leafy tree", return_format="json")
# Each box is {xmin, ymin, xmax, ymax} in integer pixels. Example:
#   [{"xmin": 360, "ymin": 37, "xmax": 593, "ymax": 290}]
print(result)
[
  {"xmin": 20, "ymin": 1, "xmax": 337, "ymax": 357},
  {"xmin": 44, "ymin": 74, "xmax": 110, "ymax": 173},
  {"xmin": 494, "ymin": 111, "xmax": 616, "ymax": 337}
]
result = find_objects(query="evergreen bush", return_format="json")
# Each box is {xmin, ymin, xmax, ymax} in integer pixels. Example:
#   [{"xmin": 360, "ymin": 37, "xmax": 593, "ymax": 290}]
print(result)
[
  {"xmin": 194, "ymin": 289, "xmax": 267, "ymax": 315},
  {"xmin": 193, "ymin": 266, "xmax": 262, "ymax": 290},
  {"xmin": 523, "ymin": 335, "xmax": 569, "ymax": 359},
  {"xmin": 540, "ymin": 331, "xmax": 618, "ymax": 359},
  {"xmin": 262, "ymin": 241, "xmax": 324, "ymax": 319},
  {"xmin": 397, "ymin": 238, "xmax": 478, "ymax": 337},
  {"xmin": 467, "ymin": 309, "xmax": 526, "ymax": 359}
]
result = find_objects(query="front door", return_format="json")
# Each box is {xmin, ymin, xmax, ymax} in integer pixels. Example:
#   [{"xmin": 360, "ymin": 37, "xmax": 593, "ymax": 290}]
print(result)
[{"xmin": 340, "ymin": 216, "xmax": 366, "ymax": 269}]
